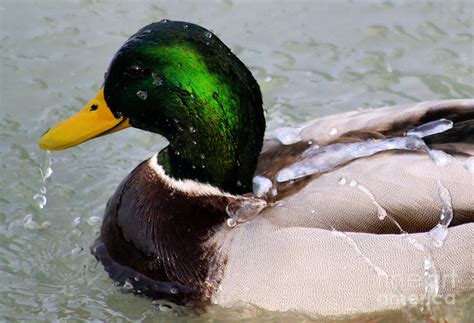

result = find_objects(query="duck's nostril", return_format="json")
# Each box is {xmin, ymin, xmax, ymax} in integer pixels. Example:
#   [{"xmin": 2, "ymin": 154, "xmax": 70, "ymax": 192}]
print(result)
[
  {"xmin": 90, "ymin": 104, "xmax": 98, "ymax": 111},
  {"xmin": 41, "ymin": 128, "xmax": 51, "ymax": 136}
]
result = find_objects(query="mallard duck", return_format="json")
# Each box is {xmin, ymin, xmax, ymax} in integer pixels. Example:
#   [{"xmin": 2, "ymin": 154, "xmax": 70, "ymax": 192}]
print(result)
[{"xmin": 39, "ymin": 20, "xmax": 473, "ymax": 317}]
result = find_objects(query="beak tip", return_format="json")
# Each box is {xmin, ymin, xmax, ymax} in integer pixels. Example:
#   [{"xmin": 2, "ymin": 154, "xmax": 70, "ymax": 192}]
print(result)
[
  {"xmin": 38, "ymin": 139, "xmax": 50, "ymax": 150},
  {"xmin": 39, "ymin": 128, "xmax": 49, "ymax": 150}
]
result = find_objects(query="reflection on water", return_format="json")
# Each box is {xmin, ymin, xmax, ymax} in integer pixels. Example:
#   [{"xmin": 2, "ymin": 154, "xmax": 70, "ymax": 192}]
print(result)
[{"xmin": 0, "ymin": 0, "xmax": 473, "ymax": 321}]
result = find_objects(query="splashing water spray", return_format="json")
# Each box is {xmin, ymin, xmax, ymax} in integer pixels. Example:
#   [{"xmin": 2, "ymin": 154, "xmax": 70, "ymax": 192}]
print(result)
[{"xmin": 24, "ymin": 150, "xmax": 53, "ymax": 229}]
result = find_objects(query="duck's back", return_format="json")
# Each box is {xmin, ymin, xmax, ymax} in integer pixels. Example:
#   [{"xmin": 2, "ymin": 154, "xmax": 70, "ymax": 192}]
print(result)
[{"xmin": 212, "ymin": 99, "xmax": 474, "ymax": 316}]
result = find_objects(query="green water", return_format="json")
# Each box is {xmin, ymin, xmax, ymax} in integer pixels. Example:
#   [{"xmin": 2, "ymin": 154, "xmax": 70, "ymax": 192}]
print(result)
[{"xmin": 1, "ymin": 0, "xmax": 473, "ymax": 321}]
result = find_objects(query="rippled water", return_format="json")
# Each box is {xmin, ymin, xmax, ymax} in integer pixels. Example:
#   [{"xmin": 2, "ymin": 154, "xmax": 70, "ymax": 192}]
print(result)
[{"xmin": 1, "ymin": 0, "xmax": 473, "ymax": 321}]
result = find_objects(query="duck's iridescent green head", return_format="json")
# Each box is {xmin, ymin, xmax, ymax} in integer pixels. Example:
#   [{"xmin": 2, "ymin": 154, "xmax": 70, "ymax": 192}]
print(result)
[{"xmin": 39, "ymin": 20, "xmax": 265, "ymax": 194}]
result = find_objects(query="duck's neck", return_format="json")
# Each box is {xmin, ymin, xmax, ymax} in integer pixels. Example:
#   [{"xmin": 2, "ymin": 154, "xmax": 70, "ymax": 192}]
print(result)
[{"xmin": 158, "ymin": 117, "xmax": 262, "ymax": 194}]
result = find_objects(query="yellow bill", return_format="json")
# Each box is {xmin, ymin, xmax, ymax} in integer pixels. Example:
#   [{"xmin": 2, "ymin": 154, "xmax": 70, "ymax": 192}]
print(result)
[{"xmin": 39, "ymin": 87, "xmax": 130, "ymax": 150}]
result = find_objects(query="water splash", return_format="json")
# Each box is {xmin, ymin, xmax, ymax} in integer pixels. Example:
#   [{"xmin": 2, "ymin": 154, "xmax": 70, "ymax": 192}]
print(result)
[
  {"xmin": 152, "ymin": 73, "xmax": 164, "ymax": 87},
  {"xmin": 23, "ymin": 214, "xmax": 39, "ymax": 230},
  {"xmin": 276, "ymin": 136, "xmax": 428, "ymax": 182},
  {"xmin": 252, "ymin": 175, "xmax": 273, "ymax": 197},
  {"xmin": 40, "ymin": 150, "xmax": 53, "ymax": 182},
  {"xmin": 72, "ymin": 217, "xmax": 81, "ymax": 227},
  {"xmin": 429, "ymin": 180, "xmax": 453, "ymax": 248},
  {"xmin": 33, "ymin": 194, "xmax": 47, "ymax": 209},
  {"xmin": 463, "ymin": 156, "xmax": 474, "ymax": 173},
  {"xmin": 271, "ymin": 200, "xmax": 286, "ymax": 207},
  {"xmin": 225, "ymin": 197, "xmax": 267, "ymax": 228},
  {"xmin": 340, "ymin": 179, "xmax": 388, "ymax": 220},
  {"xmin": 136, "ymin": 90, "xmax": 148, "ymax": 100},
  {"xmin": 423, "ymin": 255, "xmax": 440, "ymax": 308},
  {"xmin": 274, "ymin": 126, "xmax": 302, "ymax": 145},
  {"xmin": 337, "ymin": 177, "xmax": 347, "ymax": 185},
  {"xmin": 428, "ymin": 149, "xmax": 451, "ymax": 166},
  {"xmin": 331, "ymin": 229, "xmax": 388, "ymax": 277},
  {"xmin": 405, "ymin": 119, "xmax": 453, "ymax": 138},
  {"xmin": 23, "ymin": 214, "xmax": 51, "ymax": 230},
  {"xmin": 34, "ymin": 150, "xmax": 53, "ymax": 210},
  {"xmin": 340, "ymin": 177, "xmax": 413, "ymax": 234},
  {"xmin": 404, "ymin": 234, "xmax": 426, "ymax": 252},
  {"xmin": 87, "ymin": 216, "xmax": 102, "ymax": 226},
  {"xmin": 71, "ymin": 246, "xmax": 83, "ymax": 255}
]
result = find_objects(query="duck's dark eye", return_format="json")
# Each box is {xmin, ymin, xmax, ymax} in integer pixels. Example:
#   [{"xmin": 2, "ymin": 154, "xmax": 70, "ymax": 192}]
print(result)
[{"xmin": 125, "ymin": 65, "xmax": 147, "ymax": 79}]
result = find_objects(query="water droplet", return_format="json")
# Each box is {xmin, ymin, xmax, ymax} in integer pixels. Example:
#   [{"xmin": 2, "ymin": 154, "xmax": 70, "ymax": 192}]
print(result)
[
  {"xmin": 73, "ymin": 217, "xmax": 81, "ymax": 227},
  {"xmin": 349, "ymin": 180, "xmax": 358, "ymax": 187},
  {"xmin": 189, "ymin": 126, "xmax": 196, "ymax": 133},
  {"xmin": 274, "ymin": 127, "xmax": 302, "ymax": 145},
  {"xmin": 156, "ymin": 303, "xmax": 172, "ymax": 312},
  {"xmin": 252, "ymin": 175, "xmax": 273, "ymax": 197},
  {"xmin": 40, "ymin": 187, "xmax": 47, "ymax": 194},
  {"xmin": 423, "ymin": 255, "xmax": 440, "ymax": 300},
  {"xmin": 41, "ymin": 221, "xmax": 51, "ymax": 229},
  {"xmin": 39, "ymin": 150, "xmax": 53, "ymax": 182},
  {"xmin": 192, "ymin": 140, "xmax": 197, "ymax": 145},
  {"xmin": 428, "ymin": 180, "xmax": 453, "ymax": 248},
  {"xmin": 308, "ymin": 140, "xmax": 313, "ymax": 145},
  {"xmin": 136, "ymin": 90, "xmax": 148, "ymax": 100},
  {"xmin": 428, "ymin": 149, "xmax": 451, "ymax": 166},
  {"xmin": 226, "ymin": 198, "xmax": 267, "ymax": 225},
  {"xmin": 152, "ymin": 73, "xmax": 164, "ymax": 87},
  {"xmin": 204, "ymin": 31, "xmax": 212, "ymax": 38},
  {"xmin": 347, "ymin": 179, "xmax": 389, "ymax": 221},
  {"xmin": 311, "ymin": 209, "xmax": 315, "ymax": 214},
  {"xmin": 338, "ymin": 177, "xmax": 347, "ymax": 185},
  {"xmin": 87, "ymin": 216, "xmax": 102, "ymax": 226},
  {"xmin": 199, "ymin": 153, "xmax": 205, "ymax": 159},
  {"xmin": 329, "ymin": 128, "xmax": 338, "ymax": 136},
  {"xmin": 236, "ymin": 181, "xmax": 242, "ymax": 187},
  {"xmin": 271, "ymin": 187, "xmax": 278, "ymax": 196},
  {"xmin": 191, "ymin": 165, "xmax": 196, "ymax": 169},
  {"xmin": 376, "ymin": 209, "xmax": 387, "ymax": 220},
  {"xmin": 170, "ymin": 287, "xmax": 179, "ymax": 294},
  {"xmin": 23, "ymin": 214, "xmax": 39, "ymax": 230},
  {"xmin": 42, "ymin": 167, "xmax": 53, "ymax": 181},
  {"xmin": 72, "ymin": 229, "xmax": 82, "ymax": 237},
  {"xmin": 183, "ymin": 24, "xmax": 189, "ymax": 29},
  {"xmin": 33, "ymin": 194, "xmax": 47, "ymax": 209},
  {"xmin": 405, "ymin": 119, "xmax": 453, "ymax": 138},
  {"xmin": 273, "ymin": 200, "xmax": 286, "ymax": 207},
  {"xmin": 71, "ymin": 246, "xmax": 82, "ymax": 255},
  {"xmin": 281, "ymin": 137, "xmax": 430, "ymax": 182},
  {"xmin": 226, "ymin": 218, "xmax": 237, "ymax": 227},
  {"xmin": 464, "ymin": 157, "xmax": 474, "ymax": 173},
  {"xmin": 123, "ymin": 280, "xmax": 134, "ymax": 290},
  {"xmin": 429, "ymin": 224, "xmax": 448, "ymax": 248},
  {"xmin": 161, "ymin": 19, "xmax": 169, "ymax": 23}
]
